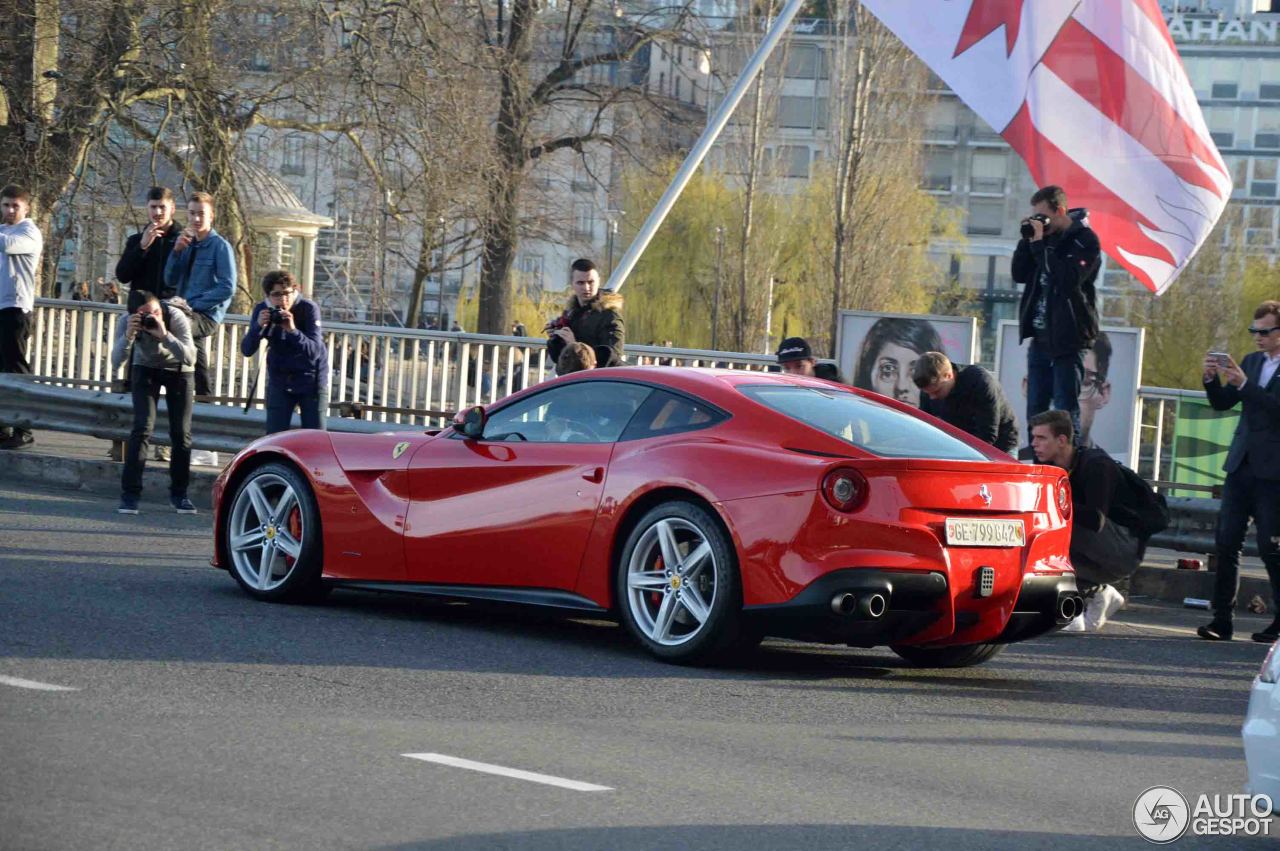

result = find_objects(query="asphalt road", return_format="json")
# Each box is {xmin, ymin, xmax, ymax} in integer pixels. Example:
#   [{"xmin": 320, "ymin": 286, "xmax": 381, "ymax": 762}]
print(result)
[{"xmin": 1, "ymin": 480, "xmax": 1276, "ymax": 850}]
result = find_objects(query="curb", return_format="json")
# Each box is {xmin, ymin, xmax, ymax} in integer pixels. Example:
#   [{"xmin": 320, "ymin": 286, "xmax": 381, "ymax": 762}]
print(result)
[
  {"xmin": 1129, "ymin": 564, "xmax": 1273, "ymax": 614},
  {"xmin": 0, "ymin": 449, "xmax": 219, "ymax": 509}
]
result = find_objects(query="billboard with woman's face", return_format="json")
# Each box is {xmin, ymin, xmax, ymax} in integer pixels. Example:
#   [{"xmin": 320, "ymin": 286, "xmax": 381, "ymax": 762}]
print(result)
[
  {"xmin": 994, "ymin": 321, "xmax": 1145, "ymax": 467},
  {"xmin": 836, "ymin": 311, "xmax": 980, "ymax": 408}
]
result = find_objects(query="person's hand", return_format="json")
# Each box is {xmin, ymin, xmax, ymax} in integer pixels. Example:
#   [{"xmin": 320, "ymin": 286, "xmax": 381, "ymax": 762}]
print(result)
[
  {"xmin": 1024, "ymin": 217, "xmax": 1045, "ymax": 242},
  {"xmin": 1202, "ymin": 352, "xmax": 1219, "ymax": 382},
  {"xmin": 126, "ymin": 313, "xmax": 141, "ymax": 341},
  {"xmin": 258, "ymin": 308, "xmax": 272, "ymax": 329},
  {"xmin": 140, "ymin": 222, "xmax": 163, "ymax": 250},
  {"xmin": 1220, "ymin": 354, "xmax": 1246, "ymax": 387},
  {"xmin": 553, "ymin": 326, "xmax": 576, "ymax": 345},
  {"xmin": 173, "ymin": 229, "xmax": 194, "ymax": 253},
  {"xmin": 277, "ymin": 307, "xmax": 295, "ymax": 333}
]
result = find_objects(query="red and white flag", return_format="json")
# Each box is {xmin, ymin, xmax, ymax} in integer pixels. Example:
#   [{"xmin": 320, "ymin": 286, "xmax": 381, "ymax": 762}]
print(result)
[{"xmin": 863, "ymin": 0, "xmax": 1229, "ymax": 295}]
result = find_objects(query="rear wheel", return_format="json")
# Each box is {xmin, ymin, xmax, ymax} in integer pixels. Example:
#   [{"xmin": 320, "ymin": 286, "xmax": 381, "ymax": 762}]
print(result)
[
  {"xmin": 890, "ymin": 642, "xmax": 1004, "ymax": 668},
  {"xmin": 223, "ymin": 462, "xmax": 325, "ymax": 602},
  {"xmin": 616, "ymin": 500, "xmax": 742, "ymax": 665}
]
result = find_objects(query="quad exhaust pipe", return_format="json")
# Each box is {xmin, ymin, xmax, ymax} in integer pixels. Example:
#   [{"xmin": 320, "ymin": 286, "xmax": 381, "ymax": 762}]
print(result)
[{"xmin": 830, "ymin": 591, "xmax": 889, "ymax": 619}]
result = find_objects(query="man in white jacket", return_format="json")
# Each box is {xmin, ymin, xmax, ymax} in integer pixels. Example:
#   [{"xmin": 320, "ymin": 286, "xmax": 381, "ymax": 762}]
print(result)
[{"xmin": 0, "ymin": 185, "xmax": 43, "ymax": 450}]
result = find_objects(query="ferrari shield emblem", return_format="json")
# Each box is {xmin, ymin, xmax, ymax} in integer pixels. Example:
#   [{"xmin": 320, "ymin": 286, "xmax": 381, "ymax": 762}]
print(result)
[{"xmin": 392, "ymin": 441, "xmax": 410, "ymax": 460}]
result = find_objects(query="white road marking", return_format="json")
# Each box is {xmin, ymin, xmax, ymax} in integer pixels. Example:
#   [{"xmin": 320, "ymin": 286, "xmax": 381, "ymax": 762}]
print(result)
[
  {"xmin": 402, "ymin": 752, "xmax": 612, "ymax": 792},
  {"xmin": 0, "ymin": 675, "xmax": 78, "ymax": 692}
]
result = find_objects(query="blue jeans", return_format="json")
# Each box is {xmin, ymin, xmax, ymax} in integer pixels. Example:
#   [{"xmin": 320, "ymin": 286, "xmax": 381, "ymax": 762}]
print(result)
[
  {"xmin": 1026, "ymin": 338, "xmax": 1084, "ymax": 439},
  {"xmin": 265, "ymin": 381, "xmax": 327, "ymax": 434}
]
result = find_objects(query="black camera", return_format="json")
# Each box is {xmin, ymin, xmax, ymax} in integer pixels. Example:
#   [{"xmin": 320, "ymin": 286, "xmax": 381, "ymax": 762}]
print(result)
[
  {"xmin": 1020, "ymin": 213, "xmax": 1051, "ymax": 239},
  {"xmin": 140, "ymin": 314, "xmax": 159, "ymax": 331},
  {"xmin": 269, "ymin": 307, "xmax": 286, "ymax": 325}
]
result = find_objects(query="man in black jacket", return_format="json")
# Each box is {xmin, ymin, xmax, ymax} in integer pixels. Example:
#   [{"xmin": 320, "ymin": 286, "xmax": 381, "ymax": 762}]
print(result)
[
  {"xmin": 115, "ymin": 187, "xmax": 180, "ymax": 306},
  {"xmin": 913, "ymin": 352, "xmax": 1018, "ymax": 452},
  {"xmin": 546, "ymin": 258, "xmax": 624, "ymax": 369},
  {"xmin": 1197, "ymin": 300, "xmax": 1280, "ymax": 643},
  {"xmin": 1011, "ymin": 185, "xmax": 1100, "ymax": 441},
  {"xmin": 1030, "ymin": 410, "xmax": 1141, "ymax": 631},
  {"xmin": 241, "ymin": 271, "xmax": 329, "ymax": 434}
]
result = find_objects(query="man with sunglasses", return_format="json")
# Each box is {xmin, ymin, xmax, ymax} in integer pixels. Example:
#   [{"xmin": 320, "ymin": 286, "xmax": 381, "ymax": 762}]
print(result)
[
  {"xmin": 241, "ymin": 271, "xmax": 328, "ymax": 434},
  {"xmin": 1197, "ymin": 301, "xmax": 1280, "ymax": 644}
]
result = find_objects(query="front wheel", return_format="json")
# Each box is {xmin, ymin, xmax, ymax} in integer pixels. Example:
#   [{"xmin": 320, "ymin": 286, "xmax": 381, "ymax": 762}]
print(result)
[
  {"xmin": 890, "ymin": 642, "xmax": 1004, "ymax": 668},
  {"xmin": 223, "ymin": 461, "xmax": 325, "ymax": 603},
  {"xmin": 616, "ymin": 500, "xmax": 743, "ymax": 665}
]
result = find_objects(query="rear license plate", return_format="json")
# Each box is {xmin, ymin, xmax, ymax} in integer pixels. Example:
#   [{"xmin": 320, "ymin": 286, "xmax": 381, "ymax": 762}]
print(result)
[{"xmin": 945, "ymin": 518, "xmax": 1025, "ymax": 547}]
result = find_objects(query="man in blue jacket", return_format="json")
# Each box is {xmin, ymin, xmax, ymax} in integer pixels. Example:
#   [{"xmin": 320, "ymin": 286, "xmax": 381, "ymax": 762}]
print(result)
[
  {"xmin": 241, "ymin": 270, "xmax": 329, "ymax": 433},
  {"xmin": 164, "ymin": 191, "xmax": 235, "ymax": 398}
]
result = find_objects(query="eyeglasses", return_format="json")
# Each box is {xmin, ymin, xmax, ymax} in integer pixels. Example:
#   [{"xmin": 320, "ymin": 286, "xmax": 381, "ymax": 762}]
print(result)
[
  {"xmin": 1247, "ymin": 326, "xmax": 1280, "ymax": 336},
  {"xmin": 268, "ymin": 289, "xmax": 297, "ymax": 298}
]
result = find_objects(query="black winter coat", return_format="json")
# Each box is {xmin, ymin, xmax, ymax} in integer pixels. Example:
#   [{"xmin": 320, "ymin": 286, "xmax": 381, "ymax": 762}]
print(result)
[
  {"xmin": 546, "ymin": 291, "xmax": 625, "ymax": 368},
  {"xmin": 919, "ymin": 362, "xmax": 1019, "ymax": 453},
  {"xmin": 115, "ymin": 223, "xmax": 181, "ymax": 300},
  {"xmin": 1011, "ymin": 208, "xmax": 1100, "ymax": 357}
]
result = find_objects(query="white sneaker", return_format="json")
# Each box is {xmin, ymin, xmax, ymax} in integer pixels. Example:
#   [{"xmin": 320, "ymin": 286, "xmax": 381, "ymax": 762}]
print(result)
[
  {"xmin": 190, "ymin": 450, "xmax": 219, "ymax": 467},
  {"xmin": 1061, "ymin": 615, "xmax": 1086, "ymax": 632},
  {"xmin": 1083, "ymin": 584, "xmax": 1125, "ymax": 631}
]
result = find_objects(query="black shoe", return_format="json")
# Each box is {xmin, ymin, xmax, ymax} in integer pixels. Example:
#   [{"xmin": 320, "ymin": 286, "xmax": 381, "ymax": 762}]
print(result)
[
  {"xmin": 1197, "ymin": 620, "xmax": 1233, "ymax": 641},
  {"xmin": 1252, "ymin": 618, "xmax": 1280, "ymax": 644},
  {"xmin": 0, "ymin": 432, "xmax": 33, "ymax": 450}
]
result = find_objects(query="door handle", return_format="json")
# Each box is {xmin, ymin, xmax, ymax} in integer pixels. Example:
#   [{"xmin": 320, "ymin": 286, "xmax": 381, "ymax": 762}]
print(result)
[{"xmin": 582, "ymin": 467, "xmax": 604, "ymax": 483}]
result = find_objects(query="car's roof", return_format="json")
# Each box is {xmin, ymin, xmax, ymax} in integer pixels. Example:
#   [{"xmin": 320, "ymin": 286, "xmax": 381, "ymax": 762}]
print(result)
[{"xmin": 561, "ymin": 365, "xmax": 842, "ymax": 404}]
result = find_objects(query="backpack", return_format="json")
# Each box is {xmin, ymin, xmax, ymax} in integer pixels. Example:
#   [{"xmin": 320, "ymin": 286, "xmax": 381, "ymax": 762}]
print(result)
[{"xmin": 1114, "ymin": 462, "xmax": 1170, "ymax": 540}]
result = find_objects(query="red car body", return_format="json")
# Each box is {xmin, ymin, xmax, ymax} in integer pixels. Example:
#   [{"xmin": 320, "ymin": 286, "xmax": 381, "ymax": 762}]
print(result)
[{"xmin": 212, "ymin": 367, "xmax": 1080, "ymax": 661}]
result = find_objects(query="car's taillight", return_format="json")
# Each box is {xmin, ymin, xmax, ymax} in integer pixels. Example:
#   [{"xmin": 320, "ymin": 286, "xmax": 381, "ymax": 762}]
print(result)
[
  {"xmin": 822, "ymin": 467, "xmax": 868, "ymax": 513},
  {"xmin": 1260, "ymin": 642, "xmax": 1280, "ymax": 684},
  {"xmin": 1056, "ymin": 477, "xmax": 1071, "ymax": 520}
]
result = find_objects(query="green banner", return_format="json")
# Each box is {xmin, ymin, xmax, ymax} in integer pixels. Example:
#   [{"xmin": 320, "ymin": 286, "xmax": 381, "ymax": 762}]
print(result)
[{"xmin": 1168, "ymin": 397, "xmax": 1237, "ymax": 497}]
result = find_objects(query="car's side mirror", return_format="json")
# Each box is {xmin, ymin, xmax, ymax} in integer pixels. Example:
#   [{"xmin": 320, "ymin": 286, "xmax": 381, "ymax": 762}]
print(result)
[{"xmin": 452, "ymin": 405, "xmax": 487, "ymax": 438}]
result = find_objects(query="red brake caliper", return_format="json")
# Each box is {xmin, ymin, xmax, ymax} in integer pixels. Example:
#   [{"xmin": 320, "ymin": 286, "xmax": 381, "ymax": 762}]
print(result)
[{"xmin": 284, "ymin": 507, "xmax": 302, "ymax": 567}]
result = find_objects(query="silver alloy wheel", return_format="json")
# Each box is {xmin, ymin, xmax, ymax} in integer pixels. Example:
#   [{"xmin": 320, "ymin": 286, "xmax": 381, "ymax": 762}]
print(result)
[
  {"xmin": 625, "ymin": 517, "xmax": 717, "ymax": 646},
  {"xmin": 228, "ymin": 472, "xmax": 304, "ymax": 592}
]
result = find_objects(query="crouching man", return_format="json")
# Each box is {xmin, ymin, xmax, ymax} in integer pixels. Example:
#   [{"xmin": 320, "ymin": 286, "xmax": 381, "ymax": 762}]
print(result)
[
  {"xmin": 1029, "ymin": 410, "xmax": 1160, "ymax": 631},
  {"xmin": 112, "ymin": 293, "xmax": 197, "ymax": 514}
]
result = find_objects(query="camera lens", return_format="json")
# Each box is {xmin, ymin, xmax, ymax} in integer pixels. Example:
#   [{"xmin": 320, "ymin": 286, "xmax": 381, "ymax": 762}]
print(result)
[
  {"xmin": 1020, "ymin": 222, "xmax": 1034, "ymax": 239},
  {"xmin": 141, "ymin": 315, "xmax": 158, "ymax": 331}
]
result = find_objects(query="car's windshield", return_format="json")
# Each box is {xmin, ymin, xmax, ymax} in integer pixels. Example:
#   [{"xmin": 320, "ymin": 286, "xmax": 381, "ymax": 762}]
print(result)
[{"xmin": 740, "ymin": 384, "xmax": 987, "ymax": 460}]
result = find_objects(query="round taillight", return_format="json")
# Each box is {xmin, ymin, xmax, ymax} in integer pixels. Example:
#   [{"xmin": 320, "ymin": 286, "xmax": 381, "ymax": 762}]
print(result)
[
  {"xmin": 822, "ymin": 468, "xmax": 867, "ymax": 513},
  {"xmin": 1056, "ymin": 478, "xmax": 1071, "ymax": 519}
]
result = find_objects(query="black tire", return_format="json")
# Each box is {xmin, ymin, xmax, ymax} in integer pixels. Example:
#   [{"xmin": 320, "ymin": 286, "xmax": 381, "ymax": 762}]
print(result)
[
  {"xmin": 222, "ymin": 461, "xmax": 325, "ymax": 603},
  {"xmin": 615, "ymin": 500, "xmax": 743, "ymax": 665},
  {"xmin": 890, "ymin": 642, "xmax": 1005, "ymax": 668}
]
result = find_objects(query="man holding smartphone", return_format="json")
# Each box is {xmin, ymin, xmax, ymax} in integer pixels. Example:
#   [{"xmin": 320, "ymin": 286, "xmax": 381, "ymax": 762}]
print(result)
[{"xmin": 1197, "ymin": 300, "xmax": 1280, "ymax": 644}]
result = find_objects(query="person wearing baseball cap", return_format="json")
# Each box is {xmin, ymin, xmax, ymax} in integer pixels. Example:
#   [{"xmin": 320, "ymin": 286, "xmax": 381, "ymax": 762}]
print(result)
[{"xmin": 776, "ymin": 337, "xmax": 816, "ymax": 376}]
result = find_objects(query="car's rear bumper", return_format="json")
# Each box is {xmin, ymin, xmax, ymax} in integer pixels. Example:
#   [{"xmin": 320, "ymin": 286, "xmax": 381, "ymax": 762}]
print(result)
[{"xmin": 741, "ymin": 569, "xmax": 1080, "ymax": 647}]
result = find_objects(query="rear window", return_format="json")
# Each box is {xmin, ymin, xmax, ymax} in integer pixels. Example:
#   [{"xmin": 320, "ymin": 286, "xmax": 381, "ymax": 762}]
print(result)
[{"xmin": 740, "ymin": 384, "xmax": 987, "ymax": 461}]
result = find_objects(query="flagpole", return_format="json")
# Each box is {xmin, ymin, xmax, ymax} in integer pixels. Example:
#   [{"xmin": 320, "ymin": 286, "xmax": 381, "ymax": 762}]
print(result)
[{"xmin": 608, "ymin": 0, "xmax": 807, "ymax": 292}]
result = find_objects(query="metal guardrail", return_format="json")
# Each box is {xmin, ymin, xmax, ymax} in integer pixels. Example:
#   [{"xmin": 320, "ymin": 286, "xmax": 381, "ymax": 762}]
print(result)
[
  {"xmin": 0, "ymin": 374, "xmax": 393, "ymax": 453},
  {"xmin": 26, "ymin": 298, "xmax": 787, "ymax": 429}
]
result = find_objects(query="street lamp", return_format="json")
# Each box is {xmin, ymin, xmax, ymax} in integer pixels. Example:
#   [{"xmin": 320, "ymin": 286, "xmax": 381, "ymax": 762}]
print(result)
[
  {"xmin": 605, "ymin": 209, "xmax": 624, "ymax": 277},
  {"xmin": 436, "ymin": 215, "xmax": 447, "ymax": 331},
  {"xmin": 711, "ymin": 225, "xmax": 724, "ymax": 350}
]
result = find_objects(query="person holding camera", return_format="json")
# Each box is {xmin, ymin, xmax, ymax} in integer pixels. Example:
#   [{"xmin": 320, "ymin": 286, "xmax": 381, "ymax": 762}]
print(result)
[
  {"xmin": 1197, "ymin": 300, "xmax": 1280, "ymax": 644},
  {"xmin": 241, "ymin": 270, "xmax": 328, "ymax": 434},
  {"xmin": 546, "ymin": 258, "xmax": 625, "ymax": 369},
  {"xmin": 164, "ymin": 191, "xmax": 235, "ymax": 400},
  {"xmin": 1011, "ymin": 185, "xmax": 1100, "ymax": 441},
  {"xmin": 112, "ymin": 292, "xmax": 196, "ymax": 514},
  {"xmin": 913, "ymin": 352, "xmax": 1018, "ymax": 453}
]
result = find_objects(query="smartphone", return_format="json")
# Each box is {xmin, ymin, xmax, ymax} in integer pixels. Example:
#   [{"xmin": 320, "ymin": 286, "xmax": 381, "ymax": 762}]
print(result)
[{"xmin": 1208, "ymin": 351, "xmax": 1231, "ymax": 367}]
